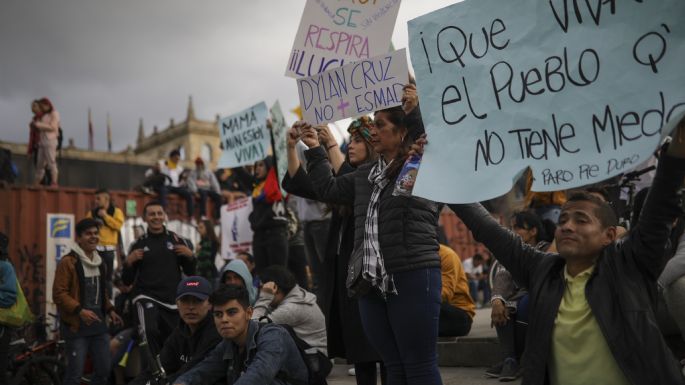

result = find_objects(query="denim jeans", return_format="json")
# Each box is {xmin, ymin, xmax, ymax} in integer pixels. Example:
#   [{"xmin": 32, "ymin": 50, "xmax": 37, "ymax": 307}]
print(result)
[
  {"xmin": 358, "ymin": 267, "xmax": 442, "ymax": 385},
  {"xmin": 63, "ymin": 333, "xmax": 111, "ymax": 385}
]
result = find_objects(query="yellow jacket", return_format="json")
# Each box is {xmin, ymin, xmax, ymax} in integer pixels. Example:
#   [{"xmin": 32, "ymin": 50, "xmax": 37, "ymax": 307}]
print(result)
[
  {"xmin": 86, "ymin": 207, "xmax": 124, "ymax": 246},
  {"xmin": 439, "ymin": 244, "xmax": 476, "ymax": 318}
]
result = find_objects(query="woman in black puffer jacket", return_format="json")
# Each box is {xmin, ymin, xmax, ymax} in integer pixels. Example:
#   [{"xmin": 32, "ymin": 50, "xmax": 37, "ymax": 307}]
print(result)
[{"xmin": 301, "ymin": 105, "xmax": 442, "ymax": 385}]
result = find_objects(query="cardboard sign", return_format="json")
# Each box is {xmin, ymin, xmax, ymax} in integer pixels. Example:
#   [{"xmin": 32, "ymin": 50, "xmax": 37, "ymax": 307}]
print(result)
[
  {"xmin": 220, "ymin": 198, "xmax": 254, "ymax": 260},
  {"xmin": 285, "ymin": 0, "xmax": 402, "ymax": 78},
  {"xmin": 270, "ymin": 101, "xmax": 290, "ymax": 196},
  {"xmin": 408, "ymin": 0, "xmax": 685, "ymax": 203},
  {"xmin": 217, "ymin": 102, "xmax": 269, "ymax": 169},
  {"xmin": 298, "ymin": 48, "xmax": 408, "ymax": 125}
]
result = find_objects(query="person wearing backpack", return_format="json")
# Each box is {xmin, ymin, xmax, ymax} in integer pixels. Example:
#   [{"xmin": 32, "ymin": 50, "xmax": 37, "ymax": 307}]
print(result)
[
  {"xmin": 173, "ymin": 284, "xmax": 308, "ymax": 385},
  {"xmin": 33, "ymin": 97, "xmax": 60, "ymax": 186},
  {"xmin": 0, "ymin": 232, "xmax": 18, "ymax": 385}
]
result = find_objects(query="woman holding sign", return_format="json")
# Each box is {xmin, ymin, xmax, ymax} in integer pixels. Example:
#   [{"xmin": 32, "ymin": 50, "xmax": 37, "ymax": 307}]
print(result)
[{"xmin": 301, "ymin": 105, "xmax": 443, "ymax": 385}]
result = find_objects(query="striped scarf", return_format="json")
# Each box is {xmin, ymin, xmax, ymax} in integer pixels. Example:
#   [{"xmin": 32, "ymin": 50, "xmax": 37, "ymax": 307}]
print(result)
[{"xmin": 362, "ymin": 158, "xmax": 397, "ymax": 298}]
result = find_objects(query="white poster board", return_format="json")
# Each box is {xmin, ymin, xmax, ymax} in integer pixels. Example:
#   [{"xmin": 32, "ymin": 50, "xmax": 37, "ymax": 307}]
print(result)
[
  {"xmin": 217, "ymin": 102, "xmax": 269, "ymax": 169},
  {"xmin": 220, "ymin": 198, "xmax": 254, "ymax": 261}
]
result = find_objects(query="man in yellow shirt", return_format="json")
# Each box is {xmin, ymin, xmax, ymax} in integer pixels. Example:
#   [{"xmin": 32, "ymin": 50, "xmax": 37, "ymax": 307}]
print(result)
[
  {"xmin": 86, "ymin": 188, "xmax": 124, "ymax": 296},
  {"xmin": 438, "ymin": 244, "xmax": 476, "ymax": 337},
  {"xmin": 446, "ymin": 121, "xmax": 685, "ymax": 385}
]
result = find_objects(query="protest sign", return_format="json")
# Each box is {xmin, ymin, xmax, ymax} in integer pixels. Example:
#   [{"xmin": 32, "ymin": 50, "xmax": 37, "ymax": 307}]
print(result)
[
  {"xmin": 220, "ymin": 198, "xmax": 254, "ymax": 260},
  {"xmin": 408, "ymin": 0, "xmax": 685, "ymax": 204},
  {"xmin": 298, "ymin": 48, "xmax": 408, "ymax": 125},
  {"xmin": 285, "ymin": 0, "xmax": 402, "ymax": 78},
  {"xmin": 217, "ymin": 102, "xmax": 269, "ymax": 169},
  {"xmin": 270, "ymin": 101, "xmax": 289, "ymax": 196}
]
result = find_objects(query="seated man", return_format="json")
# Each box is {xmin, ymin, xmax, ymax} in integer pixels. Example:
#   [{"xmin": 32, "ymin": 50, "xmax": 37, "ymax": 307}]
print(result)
[
  {"xmin": 446, "ymin": 123, "xmax": 685, "ymax": 384},
  {"xmin": 173, "ymin": 285, "xmax": 308, "ymax": 385},
  {"xmin": 438, "ymin": 244, "xmax": 475, "ymax": 338},
  {"xmin": 219, "ymin": 259, "xmax": 257, "ymax": 305},
  {"xmin": 132, "ymin": 276, "xmax": 221, "ymax": 384},
  {"xmin": 462, "ymin": 253, "xmax": 487, "ymax": 306},
  {"xmin": 252, "ymin": 265, "xmax": 328, "ymax": 356}
]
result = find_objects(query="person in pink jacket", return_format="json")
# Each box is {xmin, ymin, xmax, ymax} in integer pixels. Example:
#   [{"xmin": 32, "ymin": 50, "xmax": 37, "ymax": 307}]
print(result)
[{"xmin": 33, "ymin": 97, "xmax": 60, "ymax": 186}]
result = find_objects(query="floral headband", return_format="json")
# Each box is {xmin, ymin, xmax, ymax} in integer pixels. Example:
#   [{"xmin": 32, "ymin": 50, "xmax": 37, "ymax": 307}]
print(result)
[{"xmin": 347, "ymin": 116, "xmax": 373, "ymax": 144}]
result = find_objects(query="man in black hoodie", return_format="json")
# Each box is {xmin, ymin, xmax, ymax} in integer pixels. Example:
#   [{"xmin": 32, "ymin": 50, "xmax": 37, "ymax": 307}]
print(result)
[
  {"xmin": 131, "ymin": 276, "xmax": 221, "ymax": 384},
  {"xmin": 122, "ymin": 201, "xmax": 196, "ymax": 359}
]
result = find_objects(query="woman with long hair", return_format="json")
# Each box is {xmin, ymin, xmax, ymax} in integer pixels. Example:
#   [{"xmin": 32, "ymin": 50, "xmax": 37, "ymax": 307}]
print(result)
[
  {"xmin": 28, "ymin": 100, "xmax": 42, "ymax": 166},
  {"xmin": 283, "ymin": 117, "xmax": 387, "ymax": 385},
  {"xmin": 196, "ymin": 219, "xmax": 219, "ymax": 283},
  {"xmin": 301, "ymin": 105, "xmax": 442, "ymax": 385},
  {"xmin": 33, "ymin": 97, "xmax": 60, "ymax": 186}
]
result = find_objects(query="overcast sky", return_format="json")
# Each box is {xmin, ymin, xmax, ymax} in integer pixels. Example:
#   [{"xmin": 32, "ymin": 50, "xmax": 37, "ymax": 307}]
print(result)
[{"xmin": 0, "ymin": 0, "xmax": 458, "ymax": 152}]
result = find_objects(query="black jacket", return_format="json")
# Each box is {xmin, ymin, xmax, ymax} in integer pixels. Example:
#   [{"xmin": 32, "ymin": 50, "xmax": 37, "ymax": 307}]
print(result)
[
  {"xmin": 305, "ymin": 146, "xmax": 440, "ymax": 274},
  {"xmin": 160, "ymin": 313, "xmax": 222, "ymax": 383},
  {"xmin": 282, "ymin": 164, "xmax": 382, "ymax": 363},
  {"xmin": 449, "ymin": 155, "xmax": 685, "ymax": 385},
  {"xmin": 122, "ymin": 229, "xmax": 196, "ymax": 304}
]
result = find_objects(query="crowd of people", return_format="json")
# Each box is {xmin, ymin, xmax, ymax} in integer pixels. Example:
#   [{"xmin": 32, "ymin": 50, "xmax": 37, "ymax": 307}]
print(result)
[{"xmin": 0, "ymin": 80, "xmax": 684, "ymax": 385}]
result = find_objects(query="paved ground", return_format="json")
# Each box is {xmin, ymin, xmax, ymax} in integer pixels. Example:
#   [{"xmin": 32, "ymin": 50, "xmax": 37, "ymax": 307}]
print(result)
[
  {"xmin": 326, "ymin": 308, "xmax": 523, "ymax": 384},
  {"xmin": 327, "ymin": 364, "xmax": 522, "ymax": 385}
]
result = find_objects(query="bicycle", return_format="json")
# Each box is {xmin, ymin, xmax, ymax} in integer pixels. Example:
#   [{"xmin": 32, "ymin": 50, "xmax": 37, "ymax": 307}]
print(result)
[{"xmin": 8, "ymin": 313, "xmax": 66, "ymax": 385}]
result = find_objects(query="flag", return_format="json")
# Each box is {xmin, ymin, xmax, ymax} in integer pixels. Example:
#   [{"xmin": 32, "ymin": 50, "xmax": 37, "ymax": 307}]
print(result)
[
  {"xmin": 106, "ymin": 113, "xmax": 112, "ymax": 152},
  {"xmin": 88, "ymin": 108, "xmax": 94, "ymax": 151}
]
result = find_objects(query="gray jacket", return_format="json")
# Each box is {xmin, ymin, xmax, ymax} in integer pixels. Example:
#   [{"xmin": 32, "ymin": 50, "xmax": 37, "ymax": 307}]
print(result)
[
  {"xmin": 175, "ymin": 320, "xmax": 308, "ymax": 385},
  {"xmin": 305, "ymin": 146, "xmax": 440, "ymax": 274},
  {"xmin": 252, "ymin": 285, "xmax": 327, "ymax": 355},
  {"xmin": 187, "ymin": 168, "xmax": 221, "ymax": 194}
]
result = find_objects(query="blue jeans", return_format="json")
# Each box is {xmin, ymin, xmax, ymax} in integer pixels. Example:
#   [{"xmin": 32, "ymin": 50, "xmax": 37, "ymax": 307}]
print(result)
[
  {"xmin": 63, "ymin": 333, "xmax": 111, "ymax": 385},
  {"xmin": 358, "ymin": 267, "xmax": 442, "ymax": 385}
]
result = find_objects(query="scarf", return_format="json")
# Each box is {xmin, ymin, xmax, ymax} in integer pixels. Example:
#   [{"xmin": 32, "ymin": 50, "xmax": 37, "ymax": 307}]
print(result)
[
  {"xmin": 71, "ymin": 243, "xmax": 103, "ymax": 278},
  {"xmin": 362, "ymin": 157, "xmax": 397, "ymax": 298}
]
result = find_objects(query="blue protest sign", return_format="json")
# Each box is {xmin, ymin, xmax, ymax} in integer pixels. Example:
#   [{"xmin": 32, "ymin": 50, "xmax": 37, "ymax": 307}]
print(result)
[
  {"xmin": 217, "ymin": 102, "xmax": 269, "ymax": 169},
  {"xmin": 408, "ymin": 0, "xmax": 685, "ymax": 203}
]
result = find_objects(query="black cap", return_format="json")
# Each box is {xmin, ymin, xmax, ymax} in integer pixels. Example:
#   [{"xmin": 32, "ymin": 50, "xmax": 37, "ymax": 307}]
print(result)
[{"xmin": 176, "ymin": 276, "xmax": 212, "ymax": 301}]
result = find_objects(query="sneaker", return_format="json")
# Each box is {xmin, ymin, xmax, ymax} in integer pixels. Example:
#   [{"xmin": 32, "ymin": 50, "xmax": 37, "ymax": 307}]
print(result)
[
  {"xmin": 499, "ymin": 358, "xmax": 521, "ymax": 382},
  {"xmin": 485, "ymin": 361, "xmax": 503, "ymax": 378},
  {"xmin": 348, "ymin": 368, "xmax": 356, "ymax": 376}
]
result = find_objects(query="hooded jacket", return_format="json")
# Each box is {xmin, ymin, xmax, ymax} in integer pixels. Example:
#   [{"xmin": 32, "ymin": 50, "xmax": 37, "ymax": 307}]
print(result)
[
  {"xmin": 53, "ymin": 245, "xmax": 114, "ymax": 332},
  {"xmin": 219, "ymin": 259, "xmax": 257, "ymax": 305},
  {"xmin": 252, "ymin": 285, "xmax": 327, "ymax": 356}
]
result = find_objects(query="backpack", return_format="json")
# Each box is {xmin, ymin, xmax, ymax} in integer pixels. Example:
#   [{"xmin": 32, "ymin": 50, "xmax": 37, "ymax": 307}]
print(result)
[{"xmin": 257, "ymin": 320, "xmax": 332, "ymax": 385}]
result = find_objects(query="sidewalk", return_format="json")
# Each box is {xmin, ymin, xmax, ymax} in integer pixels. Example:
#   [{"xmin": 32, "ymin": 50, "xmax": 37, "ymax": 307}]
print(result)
[{"xmin": 327, "ymin": 365, "xmax": 522, "ymax": 385}]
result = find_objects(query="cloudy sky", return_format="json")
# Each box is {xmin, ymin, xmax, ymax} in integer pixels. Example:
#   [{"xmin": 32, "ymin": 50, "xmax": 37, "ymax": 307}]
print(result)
[{"xmin": 0, "ymin": 0, "xmax": 457, "ymax": 152}]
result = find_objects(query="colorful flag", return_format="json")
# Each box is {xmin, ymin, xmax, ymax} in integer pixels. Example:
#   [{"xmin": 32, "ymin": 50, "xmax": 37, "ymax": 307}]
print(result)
[
  {"xmin": 107, "ymin": 113, "xmax": 112, "ymax": 152},
  {"xmin": 88, "ymin": 108, "xmax": 94, "ymax": 151}
]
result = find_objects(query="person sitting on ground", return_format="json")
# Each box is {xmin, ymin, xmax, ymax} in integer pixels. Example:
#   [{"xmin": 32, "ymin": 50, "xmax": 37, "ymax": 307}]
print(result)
[
  {"xmin": 188, "ymin": 157, "xmax": 223, "ymax": 220},
  {"xmin": 131, "ymin": 276, "xmax": 222, "ymax": 385},
  {"xmin": 438, "ymin": 244, "xmax": 476, "ymax": 338},
  {"xmin": 173, "ymin": 284, "xmax": 308, "ymax": 385},
  {"xmin": 252, "ymin": 265, "xmax": 328, "ymax": 356},
  {"xmin": 53, "ymin": 218, "xmax": 123, "ymax": 385},
  {"xmin": 218, "ymin": 259, "xmax": 257, "ymax": 305},
  {"xmin": 486, "ymin": 209, "xmax": 550, "ymax": 381},
  {"xmin": 439, "ymin": 120, "xmax": 685, "ymax": 385}
]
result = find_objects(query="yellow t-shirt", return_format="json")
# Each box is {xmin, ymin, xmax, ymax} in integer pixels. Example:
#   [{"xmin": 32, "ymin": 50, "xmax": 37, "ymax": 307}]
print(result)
[{"xmin": 550, "ymin": 265, "xmax": 630, "ymax": 385}]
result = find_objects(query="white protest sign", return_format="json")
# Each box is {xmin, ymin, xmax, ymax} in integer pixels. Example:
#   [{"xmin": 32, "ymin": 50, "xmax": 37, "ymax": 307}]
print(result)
[
  {"xmin": 270, "ymin": 101, "xmax": 289, "ymax": 196},
  {"xmin": 285, "ymin": 0, "xmax": 402, "ymax": 78},
  {"xmin": 408, "ymin": 0, "xmax": 685, "ymax": 204},
  {"xmin": 217, "ymin": 102, "xmax": 269, "ymax": 169},
  {"xmin": 298, "ymin": 48, "xmax": 408, "ymax": 125},
  {"xmin": 220, "ymin": 198, "xmax": 254, "ymax": 260}
]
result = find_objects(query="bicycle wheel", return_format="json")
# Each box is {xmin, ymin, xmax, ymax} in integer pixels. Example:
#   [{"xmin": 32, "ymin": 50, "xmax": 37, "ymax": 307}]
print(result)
[{"xmin": 11, "ymin": 356, "xmax": 65, "ymax": 385}]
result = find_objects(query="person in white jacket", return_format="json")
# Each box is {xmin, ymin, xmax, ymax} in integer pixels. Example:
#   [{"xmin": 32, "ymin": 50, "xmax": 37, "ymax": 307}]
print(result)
[{"xmin": 252, "ymin": 265, "xmax": 328, "ymax": 355}]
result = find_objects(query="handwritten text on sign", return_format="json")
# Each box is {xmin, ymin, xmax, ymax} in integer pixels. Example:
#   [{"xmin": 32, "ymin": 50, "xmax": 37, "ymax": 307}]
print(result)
[
  {"xmin": 285, "ymin": 0, "xmax": 401, "ymax": 78},
  {"xmin": 298, "ymin": 48, "xmax": 408, "ymax": 125},
  {"xmin": 217, "ymin": 102, "xmax": 269, "ymax": 169},
  {"xmin": 408, "ymin": 0, "xmax": 685, "ymax": 204}
]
